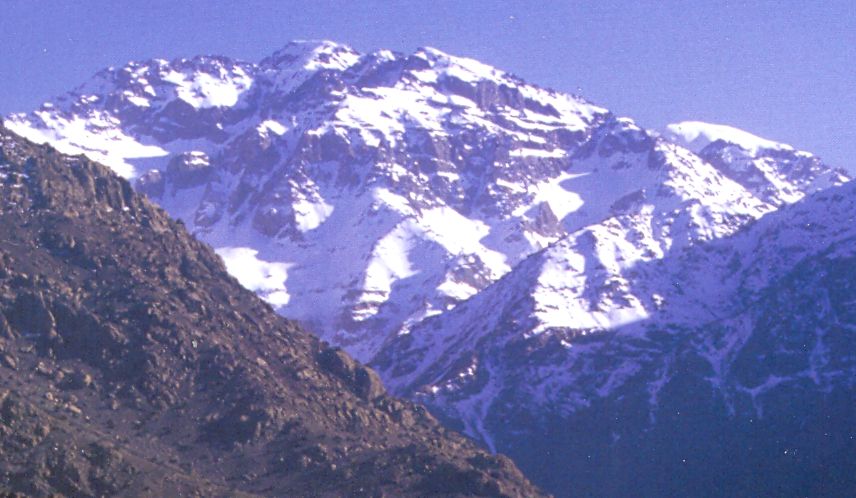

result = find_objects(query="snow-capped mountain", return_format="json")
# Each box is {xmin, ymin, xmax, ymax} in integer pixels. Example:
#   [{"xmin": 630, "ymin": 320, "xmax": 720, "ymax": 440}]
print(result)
[
  {"xmin": 5, "ymin": 40, "xmax": 854, "ymax": 495},
  {"xmin": 4, "ymin": 41, "xmax": 845, "ymax": 365},
  {"xmin": 665, "ymin": 121, "xmax": 842, "ymax": 205},
  {"xmin": 370, "ymin": 118, "xmax": 850, "ymax": 438},
  {"xmin": 375, "ymin": 167, "xmax": 856, "ymax": 495}
]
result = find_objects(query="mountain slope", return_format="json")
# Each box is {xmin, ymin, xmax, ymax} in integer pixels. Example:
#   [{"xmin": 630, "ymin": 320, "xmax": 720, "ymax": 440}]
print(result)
[
  {"xmin": 0, "ymin": 126, "xmax": 544, "ymax": 497},
  {"xmin": 664, "ymin": 121, "xmax": 843, "ymax": 205},
  {"xmin": 5, "ymin": 41, "xmax": 846, "ymax": 364},
  {"xmin": 375, "ymin": 171, "xmax": 856, "ymax": 496}
]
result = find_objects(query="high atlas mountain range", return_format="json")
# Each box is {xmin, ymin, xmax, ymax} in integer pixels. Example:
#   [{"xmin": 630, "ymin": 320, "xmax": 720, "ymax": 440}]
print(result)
[{"xmin": 3, "ymin": 40, "xmax": 855, "ymax": 496}]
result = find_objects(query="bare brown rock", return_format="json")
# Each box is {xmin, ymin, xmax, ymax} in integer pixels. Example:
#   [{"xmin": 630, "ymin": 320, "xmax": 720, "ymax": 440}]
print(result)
[{"xmin": 0, "ymin": 126, "xmax": 546, "ymax": 497}]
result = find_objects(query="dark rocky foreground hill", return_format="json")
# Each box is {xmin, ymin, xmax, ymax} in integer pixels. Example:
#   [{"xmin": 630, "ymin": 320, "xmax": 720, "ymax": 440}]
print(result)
[{"xmin": 0, "ymin": 126, "xmax": 545, "ymax": 497}]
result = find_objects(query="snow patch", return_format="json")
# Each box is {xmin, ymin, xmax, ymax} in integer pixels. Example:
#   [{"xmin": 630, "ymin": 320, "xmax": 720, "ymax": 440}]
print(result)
[
  {"xmin": 4, "ymin": 113, "xmax": 169, "ymax": 179},
  {"xmin": 216, "ymin": 247, "xmax": 292, "ymax": 307},
  {"xmin": 293, "ymin": 197, "xmax": 334, "ymax": 232},
  {"xmin": 258, "ymin": 120, "xmax": 287, "ymax": 136},
  {"xmin": 509, "ymin": 147, "xmax": 566, "ymax": 159}
]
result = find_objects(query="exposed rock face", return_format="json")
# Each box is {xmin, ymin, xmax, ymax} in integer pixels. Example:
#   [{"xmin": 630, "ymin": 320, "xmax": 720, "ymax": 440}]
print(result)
[
  {"xmin": 317, "ymin": 347, "xmax": 386, "ymax": 402},
  {"xmin": 0, "ymin": 127, "xmax": 544, "ymax": 497},
  {"xmin": 166, "ymin": 151, "xmax": 214, "ymax": 188}
]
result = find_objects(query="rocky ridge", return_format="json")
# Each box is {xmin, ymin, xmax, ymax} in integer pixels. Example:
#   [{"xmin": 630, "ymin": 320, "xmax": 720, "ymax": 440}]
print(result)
[{"xmin": 0, "ymin": 126, "xmax": 544, "ymax": 497}]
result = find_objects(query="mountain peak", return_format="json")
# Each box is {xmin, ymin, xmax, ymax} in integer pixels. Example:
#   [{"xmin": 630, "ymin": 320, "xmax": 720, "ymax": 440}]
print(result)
[
  {"xmin": 261, "ymin": 39, "xmax": 361, "ymax": 72},
  {"xmin": 412, "ymin": 46, "xmax": 506, "ymax": 82},
  {"xmin": 664, "ymin": 120, "xmax": 795, "ymax": 156}
]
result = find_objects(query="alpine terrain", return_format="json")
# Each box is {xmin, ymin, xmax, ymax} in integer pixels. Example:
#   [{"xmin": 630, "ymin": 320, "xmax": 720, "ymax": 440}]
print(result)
[
  {"xmin": 376, "ymin": 162, "xmax": 856, "ymax": 496},
  {"xmin": 5, "ymin": 40, "xmax": 855, "ymax": 496},
  {"xmin": 0, "ymin": 126, "xmax": 543, "ymax": 497}
]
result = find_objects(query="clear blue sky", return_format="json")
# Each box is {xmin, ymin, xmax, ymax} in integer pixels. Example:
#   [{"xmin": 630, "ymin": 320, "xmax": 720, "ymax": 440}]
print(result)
[{"xmin": 1, "ymin": 0, "xmax": 854, "ymax": 169}]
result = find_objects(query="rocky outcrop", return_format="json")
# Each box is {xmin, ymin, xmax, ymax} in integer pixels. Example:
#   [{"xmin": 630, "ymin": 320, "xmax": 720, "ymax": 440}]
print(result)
[{"xmin": 0, "ymin": 127, "xmax": 544, "ymax": 497}]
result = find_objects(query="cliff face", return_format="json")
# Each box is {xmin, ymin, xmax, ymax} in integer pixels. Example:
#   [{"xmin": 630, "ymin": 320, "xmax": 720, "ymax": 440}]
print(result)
[{"xmin": 0, "ymin": 127, "xmax": 544, "ymax": 497}]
